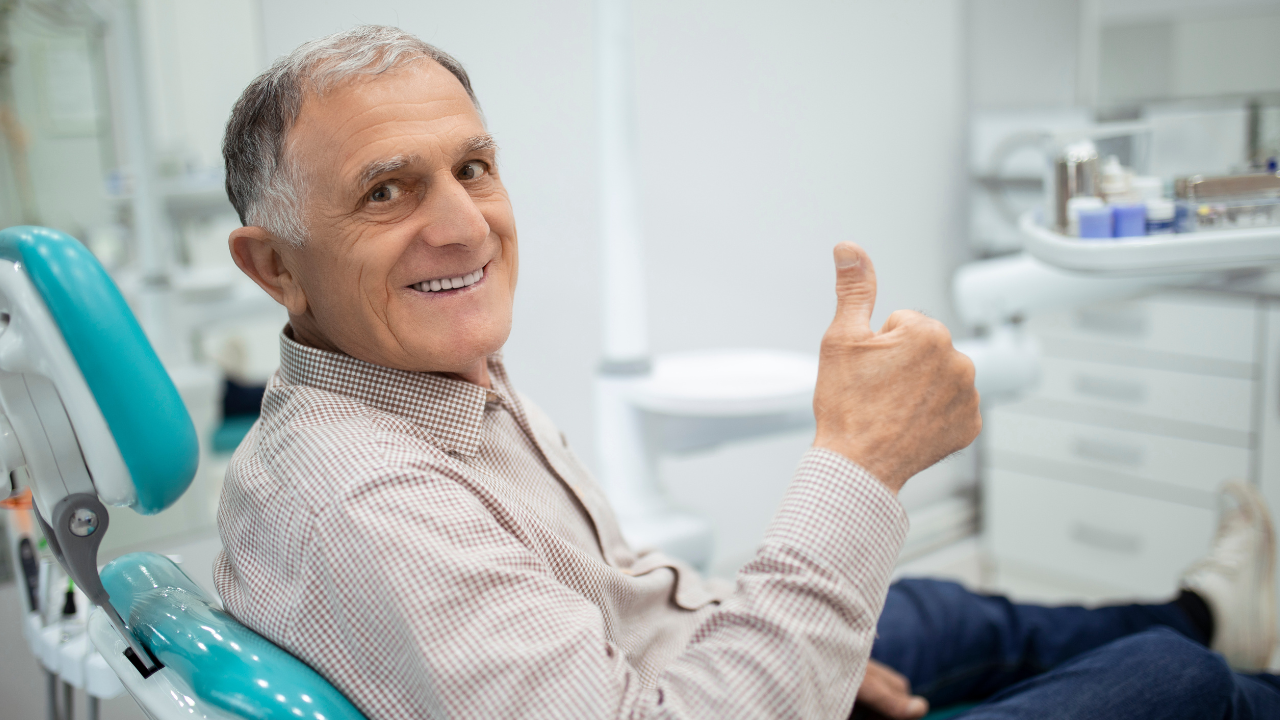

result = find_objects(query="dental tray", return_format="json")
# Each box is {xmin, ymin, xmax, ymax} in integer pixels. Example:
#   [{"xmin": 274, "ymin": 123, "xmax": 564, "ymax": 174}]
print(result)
[{"xmin": 1019, "ymin": 212, "xmax": 1280, "ymax": 276}]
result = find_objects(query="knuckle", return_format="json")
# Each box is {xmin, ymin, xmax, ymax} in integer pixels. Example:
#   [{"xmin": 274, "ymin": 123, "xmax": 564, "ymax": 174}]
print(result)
[
  {"xmin": 955, "ymin": 352, "xmax": 977, "ymax": 384},
  {"xmin": 925, "ymin": 320, "xmax": 952, "ymax": 345},
  {"xmin": 885, "ymin": 309, "xmax": 920, "ymax": 329},
  {"xmin": 897, "ymin": 314, "xmax": 950, "ymax": 347}
]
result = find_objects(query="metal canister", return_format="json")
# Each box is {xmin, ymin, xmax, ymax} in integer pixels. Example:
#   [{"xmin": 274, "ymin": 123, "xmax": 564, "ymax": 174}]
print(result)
[{"xmin": 1050, "ymin": 139, "xmax": 1100, "ymax": 232}]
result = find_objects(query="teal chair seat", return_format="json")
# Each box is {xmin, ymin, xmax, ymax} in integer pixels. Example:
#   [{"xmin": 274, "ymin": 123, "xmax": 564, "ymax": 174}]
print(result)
[{"xmin": 100, "ymin": 552, "xmax": 366, "ymax": 720}]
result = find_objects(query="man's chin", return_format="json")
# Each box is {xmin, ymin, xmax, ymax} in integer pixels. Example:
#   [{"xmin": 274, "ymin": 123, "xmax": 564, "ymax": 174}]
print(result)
[{"xmin": 389, "ymin": 337, "xmax": 508, "ymax": 376}]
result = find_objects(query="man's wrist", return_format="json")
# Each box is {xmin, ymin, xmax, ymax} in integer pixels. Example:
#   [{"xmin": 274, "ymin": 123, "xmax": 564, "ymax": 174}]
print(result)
[
  {"xmin": 787, "ymin": 447, "xmax": 910, "ymax": 551},
  {"xmin": 811, "ymin": 438, "xmax": 904, "ymax": 493}
]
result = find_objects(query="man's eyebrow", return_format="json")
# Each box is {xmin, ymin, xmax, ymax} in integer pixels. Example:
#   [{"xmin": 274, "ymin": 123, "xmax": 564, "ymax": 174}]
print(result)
[
  {"xmin": 355, "ymin": 154, "xmax": 420, "ymax": 189},
  {"xmin": 463, "ymin": 134, "xmax": 497, "ymax": 154},
  {"xmin": 353, "ymin": 137, "xmax": 496, "ymax": 190}
]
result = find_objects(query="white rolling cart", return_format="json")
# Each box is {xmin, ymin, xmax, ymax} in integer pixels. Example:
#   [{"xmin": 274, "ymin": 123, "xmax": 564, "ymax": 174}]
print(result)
[{"xmin": 958, "ymin": 212, "xmax": 1280, "ymax": 604}]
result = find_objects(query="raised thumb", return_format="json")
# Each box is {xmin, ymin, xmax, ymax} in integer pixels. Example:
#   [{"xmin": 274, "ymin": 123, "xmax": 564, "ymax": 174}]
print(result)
[{"xmin": 832, "ymin": 242, "xmax": 877, "ymax": 336}]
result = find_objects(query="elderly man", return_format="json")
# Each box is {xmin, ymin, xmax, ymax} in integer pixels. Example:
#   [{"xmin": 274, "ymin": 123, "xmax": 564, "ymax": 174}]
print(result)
[{"xmin": 218, "ymin": 26, "xmax": 1280, "ymax": 720}]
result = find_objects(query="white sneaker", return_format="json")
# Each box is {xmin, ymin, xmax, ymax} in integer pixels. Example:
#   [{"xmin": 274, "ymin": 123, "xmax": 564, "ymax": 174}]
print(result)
[{"xmin": 1180, "ymin": 481, "xmax": 1277, "ymax": 671}]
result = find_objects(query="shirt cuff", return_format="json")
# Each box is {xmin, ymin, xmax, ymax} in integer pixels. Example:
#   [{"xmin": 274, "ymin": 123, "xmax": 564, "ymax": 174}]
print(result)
[{"xmin": 761, "ymin": 447, "xmax": 910, "ymax": 586}]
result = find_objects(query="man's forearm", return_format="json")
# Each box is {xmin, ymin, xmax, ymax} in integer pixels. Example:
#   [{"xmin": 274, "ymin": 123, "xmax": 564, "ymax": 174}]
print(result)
[{"xmin": 639, "ymin": 448, "xmax": 908, "ymax": 718}]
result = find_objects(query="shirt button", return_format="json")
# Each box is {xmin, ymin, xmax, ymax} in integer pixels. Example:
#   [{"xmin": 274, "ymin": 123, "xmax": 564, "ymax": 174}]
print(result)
[{"xmin": 485, "ymin": 391, "xmax": 499, "ymax": 403}]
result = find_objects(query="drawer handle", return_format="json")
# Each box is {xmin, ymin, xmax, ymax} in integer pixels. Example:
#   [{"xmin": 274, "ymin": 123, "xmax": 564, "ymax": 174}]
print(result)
[
  {"xmin": 1072, "ymin": 437, "xmax": 1144, "ymax": 466},
  {"xmin": 1070, "ymin": 523, "xmax": 1142, "ymax": 555},
  {"xmin": 1073, "ymin": 375, "xmax": 1147, "ymax": 403}
]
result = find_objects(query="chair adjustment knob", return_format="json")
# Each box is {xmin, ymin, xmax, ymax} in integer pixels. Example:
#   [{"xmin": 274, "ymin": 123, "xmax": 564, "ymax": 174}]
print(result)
[{"xmin": 69, "ymin": 508, "xmax": 99, "ymax": 537}]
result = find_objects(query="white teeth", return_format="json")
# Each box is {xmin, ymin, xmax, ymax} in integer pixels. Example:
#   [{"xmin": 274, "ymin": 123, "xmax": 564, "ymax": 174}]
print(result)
[{"xmin": 414, "ymin": 267, "xmax": 485, "ymax": 293}]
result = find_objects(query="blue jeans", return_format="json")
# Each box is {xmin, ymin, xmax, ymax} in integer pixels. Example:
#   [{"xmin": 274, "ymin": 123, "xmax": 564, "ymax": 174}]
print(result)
[{"xmin": 871, "ymin": 578, "xmax": 1280, "ymax": 719}]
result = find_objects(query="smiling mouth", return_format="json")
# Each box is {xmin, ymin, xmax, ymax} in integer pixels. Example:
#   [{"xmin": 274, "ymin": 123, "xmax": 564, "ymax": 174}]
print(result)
[{"xmin": 409, "ymin": 265, "xmax": 487, "ymax": 294}]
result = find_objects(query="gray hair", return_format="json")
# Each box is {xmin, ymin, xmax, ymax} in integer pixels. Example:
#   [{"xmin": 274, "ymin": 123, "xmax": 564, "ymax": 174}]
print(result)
[{"xmin": 222, "ymin": 25, "xmax": 479, "ymax": 246}]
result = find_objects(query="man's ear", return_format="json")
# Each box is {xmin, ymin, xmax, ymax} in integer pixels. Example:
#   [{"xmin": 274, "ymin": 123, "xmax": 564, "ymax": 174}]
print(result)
[{"xmin": 229, "ymin": 226, "xmax": 308, "ymax": 316}]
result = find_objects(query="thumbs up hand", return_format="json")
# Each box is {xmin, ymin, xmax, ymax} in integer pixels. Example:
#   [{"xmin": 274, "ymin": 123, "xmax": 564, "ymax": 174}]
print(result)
[{"xmin": 812, "ymin": 243, "xmax": 981, "ymax": 494}]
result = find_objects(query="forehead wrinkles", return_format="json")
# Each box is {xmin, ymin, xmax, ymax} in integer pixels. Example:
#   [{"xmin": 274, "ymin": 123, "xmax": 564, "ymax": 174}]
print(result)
[
  {"xmin": 302, "ymin": 104, "xmax": 481, "ymax": 183},
  {"xmin": 339, "ymin": 100, "xmax": 478, "ymax": 150},
  {"xmin": 341, "ymin": 124, "xmax": 483, "ymax": 193},
  {"xmin": 312, "ymin": 66, "xmax": 478, "ymax": 145}
]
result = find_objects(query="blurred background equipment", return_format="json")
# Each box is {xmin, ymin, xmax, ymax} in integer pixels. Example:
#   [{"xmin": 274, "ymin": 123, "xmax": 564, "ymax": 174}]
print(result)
[{"xmin": 961, "ymin": 0, "xmax": 1280, "ymax": 614}]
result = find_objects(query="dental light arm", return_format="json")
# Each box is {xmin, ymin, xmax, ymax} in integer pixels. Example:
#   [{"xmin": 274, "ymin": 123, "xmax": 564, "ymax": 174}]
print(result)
[
  {"xmin": 0, "ymin": 226, "xmax": 199, "ymax": 674},
  {"xmin": 951, "ymin": 253, "xmax": 1216, "ymax": 400},
  {"xmin": 952, "ymin": 253, "xmax": 1210, "ymax": 331}
]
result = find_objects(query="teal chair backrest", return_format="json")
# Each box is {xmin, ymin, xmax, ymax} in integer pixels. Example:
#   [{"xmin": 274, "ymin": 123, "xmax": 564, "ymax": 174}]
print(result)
[{"xmin": 0, "ymin": 225, "xmax": 197, "ymax": 514}]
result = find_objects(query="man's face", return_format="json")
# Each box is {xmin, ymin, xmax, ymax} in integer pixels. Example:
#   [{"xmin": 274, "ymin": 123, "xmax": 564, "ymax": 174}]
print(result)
[{"xmin": 281, "ymin": 60, "xmax": 517, "ymax": 375}]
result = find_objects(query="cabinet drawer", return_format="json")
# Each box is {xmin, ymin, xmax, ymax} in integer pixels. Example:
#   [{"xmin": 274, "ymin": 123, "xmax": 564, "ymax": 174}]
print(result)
[
  {"xmin": 987, "ymin": 409, "xmax": 1249, "ymax": 494},
  {"xmin": 1029, "ymin": 357, "xmax": 1253, "ymax": 432},
  {"xmin": 986, "ymin": 470, "xmax": 1215, "ymax": 597},
  {"xmin": 1026, "ymin": 293, "xmax": 1257, "ymax": 364}
]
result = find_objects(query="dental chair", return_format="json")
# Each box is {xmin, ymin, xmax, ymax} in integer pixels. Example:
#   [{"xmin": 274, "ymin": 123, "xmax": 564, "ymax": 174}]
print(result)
[{"xmin": 0, "ymin": 226, "xmax": 364, "ymax": 720}]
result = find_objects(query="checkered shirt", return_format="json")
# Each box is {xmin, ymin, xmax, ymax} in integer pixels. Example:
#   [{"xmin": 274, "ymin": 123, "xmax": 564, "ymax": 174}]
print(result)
[{"xmin": 214, "ymin": 331, "xmax": 909, "ymax": 719}]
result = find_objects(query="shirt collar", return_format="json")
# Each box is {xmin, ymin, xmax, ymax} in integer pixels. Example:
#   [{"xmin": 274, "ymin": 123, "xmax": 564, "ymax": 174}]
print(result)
[{"xmin": 276, "ymin": 328, "xmax": 512, "ymax": 457}]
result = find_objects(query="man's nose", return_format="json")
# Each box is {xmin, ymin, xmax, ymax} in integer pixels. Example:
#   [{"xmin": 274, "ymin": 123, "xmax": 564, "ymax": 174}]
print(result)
[{"xmin": 415, "ymin": 176, "xmax": 491, "ymax": 247}]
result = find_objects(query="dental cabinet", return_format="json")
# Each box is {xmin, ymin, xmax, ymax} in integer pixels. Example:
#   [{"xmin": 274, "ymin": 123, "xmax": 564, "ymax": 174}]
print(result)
[{"xmin": 984, "ymin": 288, "xmax": 1277, "ymax": 599}]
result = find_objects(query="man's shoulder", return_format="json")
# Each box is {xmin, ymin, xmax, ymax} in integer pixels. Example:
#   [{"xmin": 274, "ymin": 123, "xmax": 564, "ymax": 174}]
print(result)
[{"xmin": 230, "ymin": 380, "xmax": 453, "ymax": 511}]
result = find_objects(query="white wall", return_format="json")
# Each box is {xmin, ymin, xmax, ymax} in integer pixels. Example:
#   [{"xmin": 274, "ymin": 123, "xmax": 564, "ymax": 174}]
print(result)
[
  {"xmin": 1099, "ymin": 6, "xmax": 1280, "ymax": 104},
  {"xmin": 631, "ymin": 1, "xmax": 967, "ymax": 350},
  {"xmin": 135, "ymin": 0, "xmax": 266, "ymax": 173},
  {"xmin": 969, "ymin": 0, "xmax": 1083, "ymax": 111},
  {"xmin": 260, "ymin": 0, "xmax": 970, "ymax": 573}
]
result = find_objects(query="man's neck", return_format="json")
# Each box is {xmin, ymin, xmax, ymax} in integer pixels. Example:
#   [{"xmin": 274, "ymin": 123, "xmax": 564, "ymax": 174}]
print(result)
[
  {"xmin": 285, "ymin": 321, "xmax": 493, "ymax": 389},
  {"xmin": 442, "ymin": 361, "xmax": 492, "ymax": 389}
]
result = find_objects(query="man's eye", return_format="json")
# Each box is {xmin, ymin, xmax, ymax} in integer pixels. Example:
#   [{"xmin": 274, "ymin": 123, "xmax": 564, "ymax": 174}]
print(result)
[
  {"xmin": 457, "ymin": 161, "xmax": 488, "ymax": 181},
  {"xmin": 369, "ymin": 184, "xmax": 400, "ymax": 203}
]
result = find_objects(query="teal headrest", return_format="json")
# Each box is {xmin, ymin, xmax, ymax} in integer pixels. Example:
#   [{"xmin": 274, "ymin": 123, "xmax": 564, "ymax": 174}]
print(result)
[
  {"xmin": 0, "ymin": 226, "xmax": 197, "ymax": 514},
  {"xmin": 102, "ymin": 552, "xmax": 367, "ymax": 720}
]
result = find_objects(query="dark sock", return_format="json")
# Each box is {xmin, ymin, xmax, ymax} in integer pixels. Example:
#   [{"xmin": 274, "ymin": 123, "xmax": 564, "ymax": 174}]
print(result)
[{"xmin": 1174, "ymin": 589, "xmax": 1215, "ymax": 645}]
